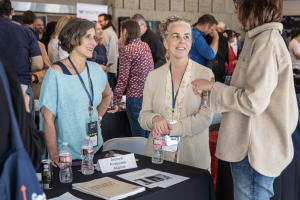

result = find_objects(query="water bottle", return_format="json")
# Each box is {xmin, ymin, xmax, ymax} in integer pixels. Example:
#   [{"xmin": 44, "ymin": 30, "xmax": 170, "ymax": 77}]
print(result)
[
  {"xmin": 152, "ymin": 136, "xmax": 165, "ymax": 164},
  {"xmin": 59, "ymin": 142, "xmax": 73, "ymax": 183},
  {"xmin": 81, "ymin": 136, "xmax": 94, "ymax": 175}
]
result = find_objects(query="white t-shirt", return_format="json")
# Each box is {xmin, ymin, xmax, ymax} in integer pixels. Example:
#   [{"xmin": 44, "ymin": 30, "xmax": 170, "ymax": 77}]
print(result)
[
  {"xmin": 48, "ymin": 36, "xmax": 69, "ymax": 64},
  {"xmin": 289, "ymin": 38, "xmax": 300, "ymax": 69}
]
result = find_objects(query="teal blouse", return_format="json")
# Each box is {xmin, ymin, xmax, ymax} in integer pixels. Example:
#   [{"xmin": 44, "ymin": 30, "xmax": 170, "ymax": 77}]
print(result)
[{"xmin": 39, "ymin": 61, "xmax": 106, "ymax": 159}]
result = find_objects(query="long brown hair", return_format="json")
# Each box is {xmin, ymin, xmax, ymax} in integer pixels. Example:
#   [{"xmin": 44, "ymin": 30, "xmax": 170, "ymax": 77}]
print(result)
[
  {"xmin": 120, "ymin": 19, "xmax": 141, "ymax": 46},
  {"xmin": 235, "ymin": 0, "xmax": 283, "ymax": 30}
]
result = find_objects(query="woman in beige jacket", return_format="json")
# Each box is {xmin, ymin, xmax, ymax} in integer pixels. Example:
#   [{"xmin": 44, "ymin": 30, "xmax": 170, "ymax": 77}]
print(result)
[
  {"xmin": 138, "ymin": 15, "xmax": 214, "ymax": 170},
  {"xmin": 192, "ymin": 0, "xmax": 298, "ymax": 199}
]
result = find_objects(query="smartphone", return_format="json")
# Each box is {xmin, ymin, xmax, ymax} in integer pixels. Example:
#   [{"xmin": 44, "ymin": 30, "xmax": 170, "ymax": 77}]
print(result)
[{"xmin": 106, "ymin": 63, "xmax": 113, "ymax": 68}]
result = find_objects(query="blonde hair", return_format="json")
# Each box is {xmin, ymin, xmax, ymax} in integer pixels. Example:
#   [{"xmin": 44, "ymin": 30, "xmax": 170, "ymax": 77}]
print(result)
[{"xmin": 51, "ymin": 15, "xmax": 72, "ymax": 40}]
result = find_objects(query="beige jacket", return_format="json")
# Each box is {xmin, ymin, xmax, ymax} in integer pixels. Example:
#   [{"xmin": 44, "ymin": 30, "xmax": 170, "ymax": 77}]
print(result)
[
  {"xmin": 101, "ymin": 26, "xmax": 118, "ymax": 74},
  {"xmin": 139, "ymin": 61, "xmax": 214, "ymax": 170},
  {"xmin": 31, "ymin": 42, "xmax": 51, "ymax": 99},
  {"xmin": 210, "ymin": 23, "xmax": 298, "ymax": 177}
]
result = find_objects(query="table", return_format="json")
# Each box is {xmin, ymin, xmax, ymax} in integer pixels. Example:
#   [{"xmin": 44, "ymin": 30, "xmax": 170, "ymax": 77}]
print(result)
[{"xmin": 43, "ymin": 151, "xmax": 216, "ymax": 200}]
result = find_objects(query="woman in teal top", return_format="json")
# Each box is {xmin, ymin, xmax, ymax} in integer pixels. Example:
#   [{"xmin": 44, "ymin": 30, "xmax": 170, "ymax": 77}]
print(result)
[{"xmin": 40, "ymin": 18, "xmax": 111, "ymax": 167}]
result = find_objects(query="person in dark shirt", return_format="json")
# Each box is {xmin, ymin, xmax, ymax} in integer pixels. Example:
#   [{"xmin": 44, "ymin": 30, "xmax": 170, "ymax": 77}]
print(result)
[
  {"xmin": 0, "ymin": 56, "xmax": 46, "ymax": 171},
  {"xmin": 22, "ymin": 10, "xmax": 39, "ymax": 41},
  {"xmin": 40, "ymin": 21, "xmax": 57, "ymax": 53},
  {"xmin": 0, "ymin": 0, "xmax": 43, "ymax": 120},
  {"xmin": 131, "ymin": 14, "xmax": 166, "ymax": 69}
]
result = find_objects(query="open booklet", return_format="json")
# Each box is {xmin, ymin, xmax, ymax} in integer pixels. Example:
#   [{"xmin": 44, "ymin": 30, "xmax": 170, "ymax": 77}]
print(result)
[{"xmin": 72, "ymin": 177, "xmax": 145, "ymax": 200}]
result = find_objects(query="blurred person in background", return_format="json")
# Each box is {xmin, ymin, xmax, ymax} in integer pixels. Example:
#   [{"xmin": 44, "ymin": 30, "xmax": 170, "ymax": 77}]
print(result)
[
  {"xmin": 189, "ymin": 14, "xmax": 218, "ymax": 67},
  {"xmin": 40, "ymin": 18, "xmax": 111, "ymax": 167},
  {"xmin": 22, "ymin": 10, "xmax": 39, "ymax": 41},
  {"xmin": 87, "ymin": 21, "xmax": 109, "ymax": 73},
  {"xmin": 48, "ymin": 15, "xmax": 72, "ymax": 63},
  {"xmin": 131, "ymin": 14, "xmax": 166, "ymax": 69},
  {"xmin": 289, "ymin": 28, "xmax": 300, "ymax": 75},
  {"xmin": 224, "ymin": 30, "xmax": 238, "ymax": 74},
  {"xmin": 0, "ymin": 0, "xmax": 43, "ymax": 120},
  {"xmin": 110, "ymin": 19, "xmax": 154, "ymax": 138},
  {"xmin": 98, "ymin": 14, "xmax": 118, "ymax": 91},
  {"xmin": 40, "ymin": 22, "xmax": 57, "ymax": 53},
  {"xmin": 34, "ymin": 18, "xmax": 44, "ymax": 40}
]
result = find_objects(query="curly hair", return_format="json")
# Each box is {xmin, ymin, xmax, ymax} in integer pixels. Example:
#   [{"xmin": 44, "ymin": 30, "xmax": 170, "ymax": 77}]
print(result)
[
  {"xmin": 159, "ymin": 15, "xmax": 191, "ymax": 61},
  {"xmin": 235, "ymin": 0, "xmax": 283, "ymax": 30},
  {"xmin": 59, "ymin": 18, "xmax": 95, "ymax": 54}
]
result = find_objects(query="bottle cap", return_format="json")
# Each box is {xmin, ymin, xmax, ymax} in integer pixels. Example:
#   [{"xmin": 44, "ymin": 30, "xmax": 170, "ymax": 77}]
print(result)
[
  {"xmin": 62, "ymin": 142, "xmax": 68, "ymax": 146},
  {"xmin": 84, "ymin": 136, "xmax": 90, "ymax": 140}
]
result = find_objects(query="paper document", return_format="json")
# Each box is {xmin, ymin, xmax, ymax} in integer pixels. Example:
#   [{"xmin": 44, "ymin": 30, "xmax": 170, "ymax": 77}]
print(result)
[
  {"xmin": 49, "ymin": 192, "xmax": 83, "ymax": 200},
  {"xmin": 72, "ymin": 177, "xmax": 145, "ymax": 200},
  {"xmin": 117, "ymin": 168, "xmax": 189, "ymax": 188}
]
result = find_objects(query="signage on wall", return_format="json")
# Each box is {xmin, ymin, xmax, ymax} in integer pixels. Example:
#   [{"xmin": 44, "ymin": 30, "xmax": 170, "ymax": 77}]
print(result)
[{"xmin": 77, "ymin": 3, "xmax": 107, "ymax": 21}]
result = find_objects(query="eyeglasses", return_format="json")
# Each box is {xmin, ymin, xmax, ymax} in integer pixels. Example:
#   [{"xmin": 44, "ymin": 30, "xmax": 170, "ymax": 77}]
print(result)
[{"xmin": 233, "ymin": 0, "xmax": 238, "ymax": 9}]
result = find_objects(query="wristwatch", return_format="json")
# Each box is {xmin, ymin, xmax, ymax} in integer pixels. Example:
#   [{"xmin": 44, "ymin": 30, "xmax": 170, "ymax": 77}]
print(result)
[{"xmin": 98, "ymin": 115, "xmax": 102, "ymax": 121}]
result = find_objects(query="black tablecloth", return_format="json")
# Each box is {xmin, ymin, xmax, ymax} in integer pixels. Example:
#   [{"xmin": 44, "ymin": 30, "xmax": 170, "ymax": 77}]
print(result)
[
  {"xmin": 43, "ymin": 151, "xmax": 216, "ymax": 200},
  {"xmin": 215, "ymin": 156, "xmax": 300, "ymax": 200},
  {"xmin": 101, "ymin": 111, "xmax": 132, "ymax": 142}
]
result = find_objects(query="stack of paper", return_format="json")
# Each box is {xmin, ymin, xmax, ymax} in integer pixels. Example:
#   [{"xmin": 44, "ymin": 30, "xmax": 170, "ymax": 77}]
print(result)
[
  {"xmin": 72, "ymin": 177, "xmax": 145, "ymax": 200},
  {"xmin": 117, "ymin": 168, "xmax": 189, "ymax": 188}
]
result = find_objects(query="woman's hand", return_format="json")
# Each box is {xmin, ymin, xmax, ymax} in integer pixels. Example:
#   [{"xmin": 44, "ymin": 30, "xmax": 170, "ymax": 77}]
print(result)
[
  {"xmin": 152, "ymin": 116, "xmax": 172, "ymax": 137},
  {"xmin": 100, "ymin": 64, "xmax": 107, "ymax": 72},
  {"xmin": 191, "ymin": 77, "xmax": 215, "ymax": 95},
  {"xmin": 232, "ymin": 60, "xmax": 238, "ymax": 65},
  {"xmin": 108, "ymin": 105, "xmax": 120, "ymax": 114}
]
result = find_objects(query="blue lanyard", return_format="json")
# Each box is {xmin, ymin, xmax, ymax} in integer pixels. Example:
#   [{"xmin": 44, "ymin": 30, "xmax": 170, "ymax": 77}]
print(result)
[
  {"xmin": 170, "ymin": 65, "xmax": 186, "ymax": 113},
  {"xmin": 95, "ymin": 46, "xmax": 105, "ymax": 65},
  {"xmin": 68, "ymin": 57, "xmax": 94, "ymax": 111}
]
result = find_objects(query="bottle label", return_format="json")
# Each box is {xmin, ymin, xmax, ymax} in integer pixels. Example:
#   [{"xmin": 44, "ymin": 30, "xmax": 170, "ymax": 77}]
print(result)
[
  {"xmin": 81, "ymin": 148, "xmax": 94, "ymax": 156},
  {"xmin": 59, "ymin": 155, "xmax": 72, "ymax": 163},
  {"xmin": 153, "ymin": 138, "xmax": 165, "ymax": 146}
]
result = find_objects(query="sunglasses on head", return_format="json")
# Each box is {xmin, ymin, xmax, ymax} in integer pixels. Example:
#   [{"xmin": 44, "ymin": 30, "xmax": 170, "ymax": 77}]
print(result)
[{"xmin": 233, "ymin": 0, "xmax": 238, "ymax": 9}]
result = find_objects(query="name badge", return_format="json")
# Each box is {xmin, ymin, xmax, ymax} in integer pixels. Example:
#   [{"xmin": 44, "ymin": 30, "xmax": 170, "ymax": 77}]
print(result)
[
  {"xmin": 95, "ymin": 153, "xmax": 137, "ymax": 173},
  {"xmin": 88, "ymin": 121, "xmax": 98, "ymax": 147}
]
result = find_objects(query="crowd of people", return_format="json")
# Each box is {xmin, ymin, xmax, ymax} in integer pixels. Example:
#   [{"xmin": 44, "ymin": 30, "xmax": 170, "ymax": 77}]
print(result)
[{"xmin": 0, "ymin": 0, "xmax": 299, "ymax": 199}]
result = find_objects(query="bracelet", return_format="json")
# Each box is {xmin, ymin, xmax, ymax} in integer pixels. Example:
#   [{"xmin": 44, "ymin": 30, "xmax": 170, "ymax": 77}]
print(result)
[{"xmin": 98, "ymin": 115, "xmax": 102, "ymax": 121}]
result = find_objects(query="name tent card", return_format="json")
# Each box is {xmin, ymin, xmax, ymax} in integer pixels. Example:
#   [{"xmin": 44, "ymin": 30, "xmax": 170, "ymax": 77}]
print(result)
[{"xmin": 95, "ymin": 153, "xmax": 137, "ymax": 173}]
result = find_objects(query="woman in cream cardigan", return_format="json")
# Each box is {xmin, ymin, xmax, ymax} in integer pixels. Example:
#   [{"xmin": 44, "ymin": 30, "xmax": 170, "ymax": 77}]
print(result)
[{"xmin": 138, "ymin": 15, "xmax": 214, "ymax": 170}]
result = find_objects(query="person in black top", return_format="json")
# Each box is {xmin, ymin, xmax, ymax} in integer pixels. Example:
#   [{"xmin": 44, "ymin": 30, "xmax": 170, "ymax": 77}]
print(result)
[
  {"xmin": 131, "ymin": 14, "xmax": 166, "ymax": 69},
  {"xmin": 205, "ymin": 22, "xmax": 229, "ymax": 82},
  {"xmin": 0, "ymin": 56, "xmax": 46, "ymax": 171},
  {"xmin": 40, "ymin": 21, "xmax": 57, "ymax": 53},
  {"xmin": 23, "ymin": 10, "xmax": 39, "ymax": 41}
]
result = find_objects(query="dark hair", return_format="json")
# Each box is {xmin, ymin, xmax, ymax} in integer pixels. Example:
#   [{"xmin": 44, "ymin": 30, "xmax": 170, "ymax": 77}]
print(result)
[
  {"xmin": 22, "ymin": 10, "xmax": 36, "ymax": 25},
  {"xmin": 59, "ymin": 18, "xmax": 95, "ymax": 54},
  {"xmin": 235, "ymin": 0, "xmax": 283, "ymax": 30},
  {"xmin": 131, "ymin": 14, "xmax": 146, "ymax": 22},
  {"xmin": 235, "ymin": 33, "xmax": 241, "ymax": 38},
  {"xmin": 224, "ymin": 30, "xmax": 235, "ymax": 42},
  {"xmin": 98, "ymin": 13, "xmax": 116, "ymax": 32},
  {"xmin": 40, "ymin": 21, "xmax": 57, "ymax": 52},
  {"xmin": 0, "ymin": 0, "xmax": 12, "ymax": 17},
  {"xmin": 120, "ymin": 19, "xmax": 141, "ymax": 45},
  {"xmin": 194, "ymin": 14, "xmax": 218, "ymax": 27}
]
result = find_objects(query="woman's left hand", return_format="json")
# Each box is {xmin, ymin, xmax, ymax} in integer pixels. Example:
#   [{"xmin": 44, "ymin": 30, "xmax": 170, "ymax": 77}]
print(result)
[
  {"xmin": 191, "ymin": 77, "xmax": 215, "ymax": 95},
  {"xmin": 108, "ymin": 105, "xmax": 120, "ymax": 114}
]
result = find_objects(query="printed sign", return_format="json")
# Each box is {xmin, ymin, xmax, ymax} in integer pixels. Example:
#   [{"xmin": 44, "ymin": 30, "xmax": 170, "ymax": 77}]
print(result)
[
  {"xmin": 77, "ymin": 3, "xmax": 108, "ymax": 21},
  {"xmin": 95, "ymin": 153, "xmax": 137, "ymax": 173}
]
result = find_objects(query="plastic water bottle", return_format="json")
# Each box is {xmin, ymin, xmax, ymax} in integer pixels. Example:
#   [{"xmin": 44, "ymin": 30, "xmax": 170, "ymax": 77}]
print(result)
[
  {"xmin": 59, "ymin": 142, "xmax": 73, "ymax": 183},
  {"xmin": 81, "ymin": 136, "xmax": 94, "ymax": 175},
  {"xmin": 152, "ymin": 136, "xmax": 165, "ymax": 164}
]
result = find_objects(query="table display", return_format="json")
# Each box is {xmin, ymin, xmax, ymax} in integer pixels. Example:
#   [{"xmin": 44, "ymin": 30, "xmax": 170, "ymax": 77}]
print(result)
[{"xmin": 42, "ymin": 150, "xmax": 216, "ymax": 200}]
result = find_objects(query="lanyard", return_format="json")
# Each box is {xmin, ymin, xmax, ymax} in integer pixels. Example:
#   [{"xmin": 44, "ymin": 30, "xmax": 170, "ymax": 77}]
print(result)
[
  {"xmin": 68, "ymin": 57, "xmax": 94, "ymax": 121},
  {"xmin": 170, "ymin": 64, "xmax": 186, "ymax": 115},
  {"xmin": 95, "ymin": 46, "xmax": 105, "ymax": 65}
]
